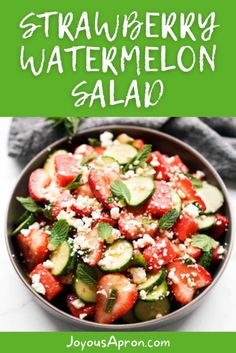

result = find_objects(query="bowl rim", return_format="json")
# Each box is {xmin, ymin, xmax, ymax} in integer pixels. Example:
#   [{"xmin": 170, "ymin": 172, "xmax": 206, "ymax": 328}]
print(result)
[{"xmin": 5, "ymin": 124, "xmax": 234, "ymax": 331}]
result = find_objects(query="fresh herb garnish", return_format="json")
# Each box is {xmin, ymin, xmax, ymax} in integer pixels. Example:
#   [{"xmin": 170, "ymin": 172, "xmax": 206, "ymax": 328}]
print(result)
[
  {"xmin": 81, "ymin": 153, "xmax": 97, "ymax": 166},
  {"xmin": 43, "ymin": 203, "xmax": 54, "ymax": 220},
  {"xmin": 98, "ymin": 222, "xmax": 113, "ymax": 240},
  {"xmin": 123, "ymin": 144, "xmax": 152, "ymax": 172},
  {"xmin": 12, "ymin": 212, "xmax": 35, "ymax": 236},
  {"xmin": 110, "ymin": 179, "xmax": 131, "ymax": 204},
  {"xmin": 199, "ymin": 249, "xmax": 213, "ymax": 269},
  {"xmin": 49, "ymin": 220, "xmax": 69, "ymax": 247},
  {"xmin": 105, "ymin": 289, "xmax": 118, "ymax": 313},
  {"xmin": 16, "ymin": 196, "xmax": 42, "ymax": 213},
  {"xmin": 65, "ymin": 174, "xmax": 83, "ymax": 190},
  {"xmin": 46, "ymin": 117, "xmax": 84, "ymax": 137},
  {"xmin": 106, "ymin": 196, "xmax": 114, "ymax": 204},
  {"xmin": 76, "ymin": 264, "xmax": 98, "ymax": 286},
  {"xmin": 191, "ymin": 234, "xmax": 217, "ymax": 252},
  {"xmin": 88, "ymin": 138, "xmax": 101, "ymax": 147},
  {"xmin": 159, "ymin": 209, "xmax": 180, "ymax": 230},
  {"xmin": 183, "ymin": 255, "xmax": 194, "ymax": 265},
  {"xmin": 184, "ymin": 173, "xmax": 203, "ymax": 188}
]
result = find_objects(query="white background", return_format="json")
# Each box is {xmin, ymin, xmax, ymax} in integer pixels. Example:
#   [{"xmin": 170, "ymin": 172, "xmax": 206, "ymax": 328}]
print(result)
[{"xmin": 0, "ymin": 117, "xmax": 235, "ymax": 331}]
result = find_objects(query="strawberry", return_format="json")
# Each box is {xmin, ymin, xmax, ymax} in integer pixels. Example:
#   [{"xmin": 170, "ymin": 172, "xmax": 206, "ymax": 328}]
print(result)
[
  {"xmin": 145, "ymin": 181, "xmax": 173, "ymax": 216},
  {"xmin": 94, "ymin": 146, "xmax": 106, "ymax": 155},
  {"xmin": 28, "ymin": 169, "xmax": 51, "ymax": 201},
  {"xmin": 168, "ymin": 155, "xmax": 189, "ymax": 174},
  {"xmin": 88, "ymin": 168, "xmax": 120, "ymax": 209},
  {"xmin": 17, "ymin": 229, "xmax": 49, "ymax": 271},
  {"xmin": 172, "ymin": 175, "xmax": 206, "ymax": 211},
  {"xmin": 143, "ymin": 237, "xmax": 176, "ymax": 271},
  {"xmin": 95, "ymin": 274, "xmax": 138, "ymax": 324},
  {"xmin": 74, "ymin": 144, "xmax": 95, "ymax": 158},
  {"xmin": 171, "ymin": 243, "xmax": 202, "ymax": 259},
  {"xmin": 210, "ymin": 214, "xmax": 229, "ymax": 240},
  {"xmin": 67, "ymin": 294, "xmax": 95, "ymax": 319},
  {"xmin": 81, "ymin": 227, "xmax": 104, "ymax": 266},
  {"xmin": 30, "ymin": 264, "xmax": 63, "ymax": 301},
  {"xmin": 132, "ymin": 139, "xmax": 144, "ymax": 150},
  {"xmin": 212, "ymin": 245, "xmax": 225, "ymax": 263},
  {"xmin": 75, "ymin": 183, "xmax": 94, "ymax": 198},
  {"xmin": 148, "ymin": 151, "xmax": 171, "ymax": 181},
  {"xmin": 167, "ymin": 259, "xmax": 212, "ymax": 305},
  {"xmin": 71, "ymin": 195, "xmax": 102, "ymax": 217},
  {"xmin": 172, "ymin": 213, "xmax": 199, "ymax": 242},
  {"xmin": 92, "ymin": 211, "xmax": 117, "ymax": 227},
  {"xmin": 52, "ymin": 192, "xmax": 73, "ymax": 218},
  {"xmin": 118, "ymin": 210, "xmax": 158, "ymax": 240},
  {"xmin": 55, "ymin": 155, "xmax": 79, "ymax": 187}
]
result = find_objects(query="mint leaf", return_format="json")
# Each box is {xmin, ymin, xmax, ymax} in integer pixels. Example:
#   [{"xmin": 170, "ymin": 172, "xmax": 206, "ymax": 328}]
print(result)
[
  {"xmin": 124, "ymin": 144, "xmax": 152, "ymax": 172},
  {"xmin": 81, "ymin": 153, "xmax": 97, "ymax": 166},
  {"xmin": 159, "ymin": 209, "xmax": 180, "ymax": 230},
  {"xmin": 88, "ymin": 138, "xmax": 101, "ymax": 147},
  {"xmin": 110, "ymin": 179, "xmax": 131, "ymax": 204},
  {"xmin": 65, "ymin": 174, "xmax": 83, "ymax": 190},
  {"xmin": 191, "ymin": 234, "xmax": 217, "ymax": 252},
  {"xmin": 12, "ymin": 212, "xmax": 35, "ymax": 236},
  {"xmin": 16, "ymin": 196, "xmax": 42, "ymax": 213},
  {"xmin": 98, "ymin": 222, "xmax": 113, "ymax": 240},
  {"xmin": 184, "ymin": 173, "xmax": 203, "ymax": 188},
  {"xmin": 76, "ymin": 264, "xmax": 98, "ymax": 286},
  {"xmin": 105, "ymin": 289, "xmax": 117, "ymax": 313},
  {"xmin": 43, "ymin": 203, "xmax": 54, "ymax": 220},
  {"xmin": 49, "ymin": 220, "xmax": 69, "ymax": 247},
  {"xmin": 198, "ymin": 249, "xmax": 213, "ymax": 269}
]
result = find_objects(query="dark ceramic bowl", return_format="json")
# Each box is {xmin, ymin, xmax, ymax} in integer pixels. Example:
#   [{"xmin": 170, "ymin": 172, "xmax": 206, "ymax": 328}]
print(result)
[{"xmin": 5, "ymin": 125, "xmax": 233, "ymax": 331}]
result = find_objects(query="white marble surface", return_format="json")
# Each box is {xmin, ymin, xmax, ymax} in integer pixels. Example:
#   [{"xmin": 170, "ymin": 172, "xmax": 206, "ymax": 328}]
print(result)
[{"xmin": 0, "ymin": 117, "xmax": 235, "ymax": 332}]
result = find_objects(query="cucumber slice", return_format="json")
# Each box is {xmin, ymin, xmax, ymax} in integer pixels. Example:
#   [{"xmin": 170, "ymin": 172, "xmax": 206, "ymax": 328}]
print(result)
[
  {"xmin": 124, "ymin": 177, "xmax": 155, "ymax": 206},
  {"xmin": 12, "ymin": 213, "xmax": 35, "ymax": 236},
  {"xmin": 44, "ymin": 150, "xmax": 67, "ymax": 179},
  {"xmin": 99, "ymin": 240, "xmax": 133, "ymax": 272},
  {"xmin": 137, "ymin": 269, "xmax": 166, "ymax": 292},
  {"xmin": 94, "ymin": 156, "xmax": 120, "ymax": 170},
  {"xmin": 133, "ymin": 252, "xmax": 147, "ymax": 268},
  {"xmin": 172, "ymin": 192, "xmax": 182, "ymax": 213},
  {"xmin": 103, "ymin": 144, "xmax": 137, "ymax": 164},
  {"xmin": 122, "ymin": 309, "xmax": 139, "ymax": 324},
  {"xmin": 74, "ymin": 278, "xmax": 97, "ymax": 303},
  {"xmin": 50, "ymin": 241, "xmax": 71, "ymax": 276},
  {"xmin": 196, "ymin": 214, "xmax": 215, "ymax": 231},
  {"xmin": 134, "ymin": 297, "xmax": 171, "ymax": 321},
  {"xmin": 142, "ymin": 281, "xmax": 169, "ymax": 302},
  {"xmin": 197, "ymin": 183, "xmax": 224, "ymax": 214}
]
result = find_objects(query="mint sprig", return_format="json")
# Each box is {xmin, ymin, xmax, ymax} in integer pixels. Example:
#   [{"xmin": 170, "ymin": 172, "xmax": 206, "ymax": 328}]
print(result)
[
  {"xmin": 65, "ymin": 174, "xmax": 83, "ymax": 190},
  {"xmin": 159, "ymin": 209, "xmax": 180, "ymax": 230},
  {"xmin": 76, "ymin": 264, "xmax": 98, "ymax": 286},
  {"xmin": 184, "ymin": 173, "xmax": 203, "ymax": 188},
  {"xmin": 110, "ymin": 179, "xmax": 131, "ymax": 204},
  {"xmin": 124, "ymin": 144, "xmax": 152, "ymax": 172},
  {"xmin": 49, "ymin": 220, "xmax": 69, "ymax": 247},
  {"xmin": 81, "ymin": 153, "xmax": 97, "ymax": 166},
  {"xmin": 98, "ymin": 222, "xmax": 113, "ymax": 240},
  {"xmin": 191, "ymin": 234, "xmax": 218, "ymax": 252},
  {"xmin": 16, "ymin": 196, "xmax": 42, "ymax": 213},
  {"xmin": 105, "ymin": 289, "xmax": 117, "ymax": 313},
  {"xmin": 88, "ymin": 138, "xmax": 101, "ymax": 147}
]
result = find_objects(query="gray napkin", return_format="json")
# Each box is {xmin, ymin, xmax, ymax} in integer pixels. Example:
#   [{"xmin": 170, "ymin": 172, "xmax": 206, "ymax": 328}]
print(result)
[{"xmin": 8, "ymin": 117, "xmax": 236, "ymax": 183}]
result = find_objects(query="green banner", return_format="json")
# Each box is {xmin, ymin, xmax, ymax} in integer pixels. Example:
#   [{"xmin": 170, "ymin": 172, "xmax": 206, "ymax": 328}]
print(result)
[
  {"xmin": 1, "ymin": 332, "xmax": 236, "ymax": 353},
  {"xmin": 0, "ymin": 0, "xmax": 235, "ymax": 116}
]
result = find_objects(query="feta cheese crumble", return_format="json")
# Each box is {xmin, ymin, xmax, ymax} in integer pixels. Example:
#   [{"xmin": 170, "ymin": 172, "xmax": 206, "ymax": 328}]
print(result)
[
  {"xmin": 110, "ymin": 207, "xmax": 120, "ymax": 220},
  {"xmin": 183, "ymin": 203, "xmax": 199, "ymax": 218},
  {"xmin": 129, "ymin": 267, "xmax": 147, "ymax": 284},
  {"xmin": 31, "ymin": 274, "xmax": 46, "ymax": 295},
  {"xmin": 100, "ymin": 131, "xmax": 114, "ymax": 147}
]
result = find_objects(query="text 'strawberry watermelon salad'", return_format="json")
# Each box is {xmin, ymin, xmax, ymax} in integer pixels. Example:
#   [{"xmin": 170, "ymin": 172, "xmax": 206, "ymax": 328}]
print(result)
[{"xmin": 13, "ymin": 131, "xmax": 229, "ymax": 324}]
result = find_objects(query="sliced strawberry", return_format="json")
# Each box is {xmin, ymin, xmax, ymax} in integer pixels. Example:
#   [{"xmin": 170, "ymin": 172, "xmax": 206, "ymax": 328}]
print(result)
[
  {"xmin": 143, "ymin": 237, "xmax": 176, "ymax": 271},
  {"xmin": 52, "ymin": 192, "xmax": 73, "ymax": 218},
  {"xmin": 168, "ymin": 155, "xmax": 189, "ymax": 174},
  {"xmin": 94, "ymin": 146, "xmax": 105, "ymax": 155},
  {"xmin": 67, "ymin": 294, "xmax": 95, "ymax": 319},
  {"xmin": 172, "ymin": 175, "xmax": 206, "ymax": 211},
  {"xmin": 210, "ymin": 214, "xmax": 229, "ymax": 240},
  {"xmin": 145, "ymin": 181, "xmax": 173, "ymax": 216},
  {"xmin": 172, "ymin": 213, "xmax": 199, "ymax": 242},
  {"xmin": 17, "ymin": 229, "xmax": 49, "ymax": 271},
  {"xmin": 167, "ymin": 259, "xmax": 212, "ymax": 305},
  {"xmin": 88, "ymin": 168, "xmax": 120, "ymax": 209},
  {"xmin": 82, "ymin": 227, "xmax": 104, "ymax": 266},
  {"xmin": 74, "ymin": 144, "xmax": 95, "ymax": 158},
  {"xmin": 95, "ymin": 274, "xmax": 138, "ymax": 324},
  {"xmin": 28, "ymin": 169, "xmax": 51, "ymax": 201},
  {"xmin": 71, "ymin": 194, "xmax": 102, "ymax": 217},
  {"xmin": 171, "ymin": 243, "xmax": 202, "ymax": 259},
  {"xmin": 132, "ymin": 139, "xmax": 144, "ymax": 150},
  {"xmin": 92, "ymin": 211, "xmax": 117, "ymax": 227},
  {"xmin": 30, "ymin": 264, "xmax": 63, "ymax": 301},
  {"xmin": 148, "ymin": 151, "xmax": 171, "ymax": 181},
  {"xmin": 118, "ymin": 210, "xmax": 158, "ymax": 240},
  {"xmin": 55, "ymin": 155, "xmax": 79, "ymax": 187}
]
